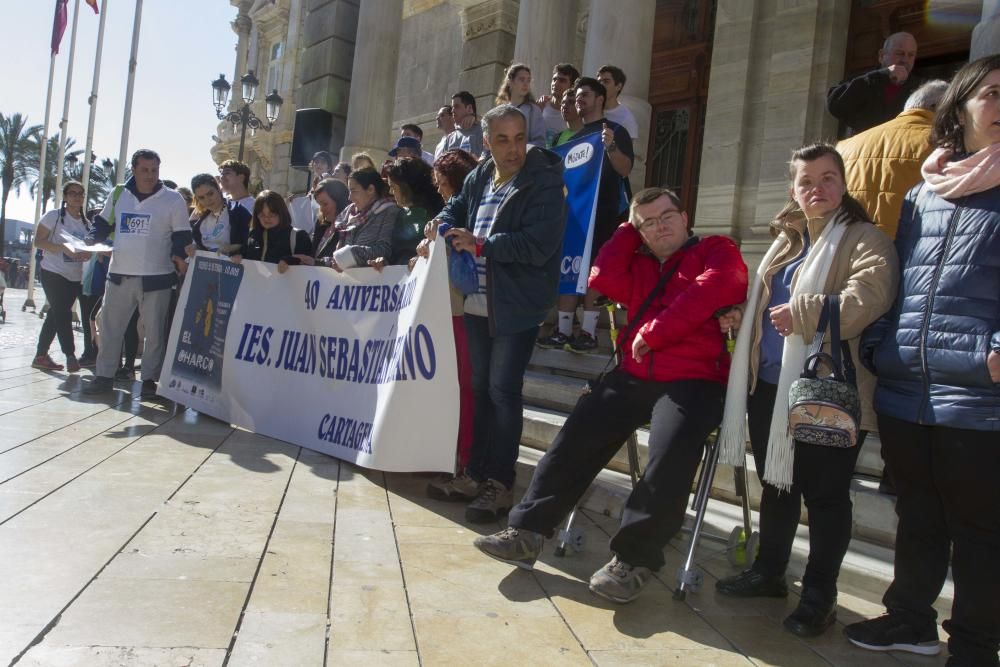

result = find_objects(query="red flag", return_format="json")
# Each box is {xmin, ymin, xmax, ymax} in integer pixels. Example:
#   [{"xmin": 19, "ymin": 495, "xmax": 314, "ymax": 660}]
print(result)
[
  {"xmin": 50, "ymin": 0, "xmax": 68, "ymax": 54},
  {"xmin": 85, "ymin": 0, "xmax": 98, "ymax": 13}
]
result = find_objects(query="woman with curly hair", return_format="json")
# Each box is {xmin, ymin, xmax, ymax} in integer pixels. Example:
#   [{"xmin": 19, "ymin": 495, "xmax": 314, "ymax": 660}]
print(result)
[{"xmin": 384, "ymin": 157, "xmax": 444, "ymax": 266}]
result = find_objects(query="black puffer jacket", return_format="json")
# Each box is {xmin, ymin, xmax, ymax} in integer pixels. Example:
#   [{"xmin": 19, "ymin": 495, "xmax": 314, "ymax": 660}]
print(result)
[{"xmin": 239, "ymin": 224, "xmax": 313, "ymax": 265}]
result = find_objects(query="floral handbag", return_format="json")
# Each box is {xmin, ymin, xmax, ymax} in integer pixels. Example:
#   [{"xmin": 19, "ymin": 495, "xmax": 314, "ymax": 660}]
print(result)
[{"xmin": 787, "ymin": 295, "xmax": 861, "ymax": 448}]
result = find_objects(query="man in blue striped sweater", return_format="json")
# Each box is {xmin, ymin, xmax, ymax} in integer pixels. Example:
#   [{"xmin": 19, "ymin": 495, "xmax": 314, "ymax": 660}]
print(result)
[{"xmin": 432, "ymin": 105, "xmax": 567, "ymax": 522}]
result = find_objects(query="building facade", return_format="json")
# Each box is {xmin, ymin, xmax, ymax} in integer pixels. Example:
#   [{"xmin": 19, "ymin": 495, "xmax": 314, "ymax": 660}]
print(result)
[{"xmin": 213, "ymin": 0, "xmax": 994, "ymax": 262}]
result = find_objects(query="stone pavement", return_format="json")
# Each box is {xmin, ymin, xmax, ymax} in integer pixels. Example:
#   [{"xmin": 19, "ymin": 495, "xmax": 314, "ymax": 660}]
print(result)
[{"xmin": 0, "ymin": 287, "xmax": 953, "ymax": 666}]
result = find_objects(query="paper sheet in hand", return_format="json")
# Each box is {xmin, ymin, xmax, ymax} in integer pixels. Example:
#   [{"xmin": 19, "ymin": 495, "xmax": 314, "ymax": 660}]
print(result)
[{"xmin": 59, "ymin": 231, "xmax": 112, "ymax": 253}]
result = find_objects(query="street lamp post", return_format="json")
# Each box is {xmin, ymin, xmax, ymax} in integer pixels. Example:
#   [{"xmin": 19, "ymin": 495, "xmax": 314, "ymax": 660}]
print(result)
[{"xmin": 211, "ymin": 72, "xmax": 283, "ymax": 162}]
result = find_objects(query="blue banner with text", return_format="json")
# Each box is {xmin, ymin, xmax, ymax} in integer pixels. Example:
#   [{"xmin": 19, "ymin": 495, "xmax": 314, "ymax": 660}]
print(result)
[{"xmin": 552, "ymin": 133, "xmax": 605, "ymax": 295}]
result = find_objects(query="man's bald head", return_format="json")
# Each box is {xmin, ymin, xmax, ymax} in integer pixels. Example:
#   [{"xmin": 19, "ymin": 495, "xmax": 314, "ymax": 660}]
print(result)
[{"xmin": 879, "ymin": 32, "xmax": 917, "ymax": 75}]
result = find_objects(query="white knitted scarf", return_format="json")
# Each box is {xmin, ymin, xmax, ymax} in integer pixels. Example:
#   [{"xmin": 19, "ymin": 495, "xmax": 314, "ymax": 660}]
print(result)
[{"xmin": 718, "ymin": 208, "xmax": 849, "ymax": 492}]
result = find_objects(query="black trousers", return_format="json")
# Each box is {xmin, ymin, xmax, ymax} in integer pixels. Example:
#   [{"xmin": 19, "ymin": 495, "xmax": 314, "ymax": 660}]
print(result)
[
  {"xmin": 879, "ymin": 414, "xmax": 1000, "ymax": 666},
  {"xmin": 509, "ymin": 370, "xmax": 724, "ymax": 571},
  {"xmin": 37, "ymin": 269, "xmax": 81, "ymax": 358},
  {"xmin": 747, "ymin": 380, "xmax": 866, "ymax": 599}
]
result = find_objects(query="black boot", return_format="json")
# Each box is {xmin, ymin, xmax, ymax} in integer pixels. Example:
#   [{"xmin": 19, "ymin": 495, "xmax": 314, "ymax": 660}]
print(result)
[
  {"xmin": 783, "ymin": 588, "xmax": 836, "ymax": 637},
  {"xmin": 715, "ymin": 569, "xmax": 788, "ymax": 598}
]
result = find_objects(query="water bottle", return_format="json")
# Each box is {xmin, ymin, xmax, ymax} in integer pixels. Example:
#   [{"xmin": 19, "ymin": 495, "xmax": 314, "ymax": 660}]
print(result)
[{"xmin": 437, "ymin": 222, "xmax": 480, "ymax": 295}]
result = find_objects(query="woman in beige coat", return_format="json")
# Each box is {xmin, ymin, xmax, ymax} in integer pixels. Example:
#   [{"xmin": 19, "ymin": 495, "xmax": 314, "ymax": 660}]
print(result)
[{"xmin": 714, "ymin": 143, "xmax": 898, "ymax": 638}]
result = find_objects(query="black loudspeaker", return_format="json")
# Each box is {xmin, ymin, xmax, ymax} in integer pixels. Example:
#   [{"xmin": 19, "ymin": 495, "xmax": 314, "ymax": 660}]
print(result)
[{"xmin": 290, "ymin": 108, "xmax": 333, "ymax": 168}]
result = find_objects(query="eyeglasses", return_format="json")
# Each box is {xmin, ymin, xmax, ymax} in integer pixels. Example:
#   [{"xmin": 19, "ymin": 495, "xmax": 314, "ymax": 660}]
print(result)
[
  {"xmin": 65, "ymin": 189, "xmax": 85, "ymax": 197},
  {"xmin": 637, "ymin": 210, "xmax": 683, "ymax": 231}
]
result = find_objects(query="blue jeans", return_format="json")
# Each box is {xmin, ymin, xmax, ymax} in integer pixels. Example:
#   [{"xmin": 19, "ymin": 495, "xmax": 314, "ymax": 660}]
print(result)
[{"xmin": 463, "ymin": 315, "xmax": 538, "ymax": 489}]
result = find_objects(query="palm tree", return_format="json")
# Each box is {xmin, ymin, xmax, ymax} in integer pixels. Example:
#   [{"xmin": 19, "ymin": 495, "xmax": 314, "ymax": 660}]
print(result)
[
  {"xmin": 28, "ymin": 133, "xmax": 82, "ymax": 214},
  {"xmin": 0, "ymin": 113, "xmax": 42, "ymax": 256}
]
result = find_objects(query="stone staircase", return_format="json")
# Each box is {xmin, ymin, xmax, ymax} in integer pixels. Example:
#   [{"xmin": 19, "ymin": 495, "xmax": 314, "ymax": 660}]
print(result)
[{"xmin": 518, "ymin": 317, "xmax": 899, "ymax": 549}]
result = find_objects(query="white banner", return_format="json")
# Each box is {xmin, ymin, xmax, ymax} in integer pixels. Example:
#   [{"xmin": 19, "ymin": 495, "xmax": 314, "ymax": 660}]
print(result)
[{"xmin": 159, "ymin": 243, "xmax": 459, "ymax": 473}]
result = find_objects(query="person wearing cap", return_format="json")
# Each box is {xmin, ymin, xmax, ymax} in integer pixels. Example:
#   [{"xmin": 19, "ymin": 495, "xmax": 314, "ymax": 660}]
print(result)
[
  {"xmin": 400, "ymin": 124, "xmax": 436, "ymax": 166},
  {"xmin": 388, "ymin": 136, "xmax": 424, "ymax": 161}
]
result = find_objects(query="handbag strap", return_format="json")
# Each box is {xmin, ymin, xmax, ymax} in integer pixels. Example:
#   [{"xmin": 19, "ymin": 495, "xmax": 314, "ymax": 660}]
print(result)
[
  {"xmin": 806, "ymin": 294, "xmax": 857, "ymax": 386},
  {"xmin": 599, "ymin": 236, "xmax": 700, "ymax": 374}
]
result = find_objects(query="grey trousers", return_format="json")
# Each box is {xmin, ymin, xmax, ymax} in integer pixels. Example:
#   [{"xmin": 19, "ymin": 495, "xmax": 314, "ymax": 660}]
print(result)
[{"xmin": 97, "ymin": 277, "xmax": 172, "ymax": 381}]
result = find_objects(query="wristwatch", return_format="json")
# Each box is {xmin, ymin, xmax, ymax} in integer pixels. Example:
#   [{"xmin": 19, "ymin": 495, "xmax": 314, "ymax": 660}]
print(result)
[{"xmin": 607, "ymin": 141, "xmax": 617, "ymax": 154}]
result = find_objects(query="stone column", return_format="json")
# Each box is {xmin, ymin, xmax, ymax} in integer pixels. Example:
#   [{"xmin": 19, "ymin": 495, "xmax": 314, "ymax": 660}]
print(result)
[
  {"xmin": 971, "ymin": 0, "xmax": 1000, "ymax": 60},
  {"xmin": 694, "ymin": 0, "xmax": 850, "ymax": 267},
  {"xmin": 581, "ymin": 0, "xmax": 656, "ymax": 192},
  {"xmin": 456, "ymin": 0, "xmax": 519, "ymax": 115},
  {"xmin": 231, "ymin": 4, "xmax": 253, "ymax": 112},
  {"xmin": 513, "ymin": 0, "xmax": 578, "ymax": 88},
  {"xmin": 297, "ymin": 0, "xmax": 359, "ymax": 161},
  {"xmin": 340, "ymin": 0, "xmax": 404, "ymax": 164}
]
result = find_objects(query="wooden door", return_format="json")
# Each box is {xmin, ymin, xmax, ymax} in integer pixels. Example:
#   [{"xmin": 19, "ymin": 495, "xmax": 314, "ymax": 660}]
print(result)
[
  {"xmin": 843, "ymin": 1, "xmax": 977, "ymax": 84},
  {"xmin": 646, "ymin": 0, "xmax": 716, "ymax": 217}
]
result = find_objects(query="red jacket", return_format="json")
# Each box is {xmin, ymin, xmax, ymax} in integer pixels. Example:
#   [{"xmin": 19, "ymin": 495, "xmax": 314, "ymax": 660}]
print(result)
[{"xmin": 589, "ymin": 223, "xmax": 748, "ymax": 384}]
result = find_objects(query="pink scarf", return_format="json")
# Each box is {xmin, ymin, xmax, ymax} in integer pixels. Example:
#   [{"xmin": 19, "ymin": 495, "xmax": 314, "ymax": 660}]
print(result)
[{"xmin": 921, "ymin": 143, "xmax": 1000, "ymax": 198}]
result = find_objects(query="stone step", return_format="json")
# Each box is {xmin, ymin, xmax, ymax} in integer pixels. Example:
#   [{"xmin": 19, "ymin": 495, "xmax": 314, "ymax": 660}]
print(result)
[
  {"xmin": 519, "ymin": 407, "xmax": 896, "ymax": 548},
  {"xmin": 528, "ymin": 347, "xmax": 613, "ymax": 380},
  {"xmin": 514, "ymin": 448, "xmax": 954, "ymax": 612},
  {"xmin": 522, "ymin": 368, "xmax": 886, "ymax": 478}
]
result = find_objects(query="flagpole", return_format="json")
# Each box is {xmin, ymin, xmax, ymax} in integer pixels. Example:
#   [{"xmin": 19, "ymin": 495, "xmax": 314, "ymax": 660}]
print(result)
[
  {"xmin": 53, "ymin": 0, "xmax": 82, "ymax": 211},
  {"xmin": 116, "ymin": 0, "xmax": 144, "ymax": 183},
  {"xmin": 80, "ymin": 0, "xmax": 108, "ymax": 203},
  {"xmin": 25, "ymin": 52, "xmax": 61, "ymax": 311}
]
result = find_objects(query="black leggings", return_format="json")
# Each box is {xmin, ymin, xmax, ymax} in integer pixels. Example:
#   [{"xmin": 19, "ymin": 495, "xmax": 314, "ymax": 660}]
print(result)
[
  {"xmin": 748, "ymin": 380, "xmax": 866, "ymax": 599},
  {"xmin": 37, "ymin": 269, "xmax": 81, "ymax": 358}
]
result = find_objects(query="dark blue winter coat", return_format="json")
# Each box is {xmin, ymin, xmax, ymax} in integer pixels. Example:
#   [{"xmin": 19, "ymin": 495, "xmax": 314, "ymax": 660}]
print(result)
[
  {"xmin": 862, "ymin": 180, "xmax": 1000, "ymax": 431},
  {"xmin": 436, "ymin": 146, "xmax": 567, "ymax": 336}
]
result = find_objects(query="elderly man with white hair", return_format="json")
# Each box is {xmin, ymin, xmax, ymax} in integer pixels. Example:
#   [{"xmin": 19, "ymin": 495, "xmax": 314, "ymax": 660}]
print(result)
[{"xmin": 828, "ymin": 31, "xmax": 921, "ymax": 137}]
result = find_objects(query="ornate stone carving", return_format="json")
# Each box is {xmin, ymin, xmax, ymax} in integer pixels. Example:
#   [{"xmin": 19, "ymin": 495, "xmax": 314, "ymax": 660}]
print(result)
[
  {"xmin": 232, "ymin": 14, "xmax": 252, "ymax": 36},
  {"xmin": 253, "ymin": 0, "xmax": 291, "ymax": 42},
  {"xmin": 460, "ymin": 0, "xmax": 519, "ymax": 40}
]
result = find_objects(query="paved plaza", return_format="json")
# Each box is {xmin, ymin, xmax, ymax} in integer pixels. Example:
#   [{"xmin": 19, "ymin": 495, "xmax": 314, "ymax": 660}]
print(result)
[{"xmin": 0, "ymin": 287, "xmax": 953, "ymax": 666}]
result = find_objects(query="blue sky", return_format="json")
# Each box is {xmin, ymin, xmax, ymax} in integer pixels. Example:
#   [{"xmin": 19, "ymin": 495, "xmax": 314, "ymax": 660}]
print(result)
[{"xmin": 3, "ymin": 0, "xmax": 239, "ymax": 221}]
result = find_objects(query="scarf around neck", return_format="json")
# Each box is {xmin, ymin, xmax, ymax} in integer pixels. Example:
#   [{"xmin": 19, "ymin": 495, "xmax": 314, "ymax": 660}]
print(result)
[
  {"xmin": 921, "ymin": 143, "xmax": 1000, "ymax": 198},
  {"xmin": 718, "ymin": 207, "xmax": 851, "ymax": 492},
  {"xmin": 341, "ymin": 198, "xmax": 392, "ymax": 233}
]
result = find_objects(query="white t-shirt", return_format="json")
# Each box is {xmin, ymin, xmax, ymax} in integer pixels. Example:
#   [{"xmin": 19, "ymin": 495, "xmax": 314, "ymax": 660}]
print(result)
[
  {"xmin": 198, "ymin": 208, "xmax": 231, "ymax": 251},
  {"xmin": 100, "ymin": 186, "xmax": 191, "ymax": 276},
  {"xmin": 434, "ymin": 135, "xmax": 450, "ymax": 160},
  {"xmin": 236, "ymin": 195, "xmax": 255, "ymax": 213},
  {"xmin": 289, "ymin": 195, "xmax": 318, "ymax": 235},
  {"xmin": 604, "ymin": 103, "xmax": 639, "ymax": 141},
  {"xmin": 39, "ymin": 208, "xmax": 89, "ymax": 281}
]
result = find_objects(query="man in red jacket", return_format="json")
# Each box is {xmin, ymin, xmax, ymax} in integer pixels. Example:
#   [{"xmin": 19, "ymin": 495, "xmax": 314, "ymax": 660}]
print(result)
[{"xmin": 474, "ymin": 187, "xmax": 748, "ymax": 603}]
